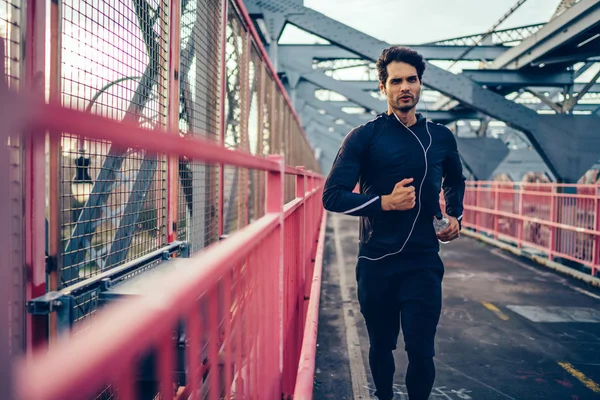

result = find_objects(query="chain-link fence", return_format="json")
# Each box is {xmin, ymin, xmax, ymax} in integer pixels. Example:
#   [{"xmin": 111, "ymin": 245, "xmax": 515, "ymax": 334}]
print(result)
[
  {"xmin": 59, "ymin": 0, "xmax": 170, "ymax": 288},
  {"xmin": 178, "ymin": 0, "xmax": 222, "ymax": 254},
  {"xmin": 17, "ymin": 0, "xmax": 320, "ymax": 351},
  {"xmin": 2, "ymin": 0, "xmax": 25, "ymax": 359}
]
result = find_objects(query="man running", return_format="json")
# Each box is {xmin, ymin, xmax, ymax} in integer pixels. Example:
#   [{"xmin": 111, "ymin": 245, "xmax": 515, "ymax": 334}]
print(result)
[{"xmin": 322, "ymin": 46, "xmax": 466, "ymax": 400}]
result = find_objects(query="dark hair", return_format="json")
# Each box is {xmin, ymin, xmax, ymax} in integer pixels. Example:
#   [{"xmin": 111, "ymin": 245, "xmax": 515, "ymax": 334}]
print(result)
[{"xmin": 376, "ymin": 46, "xmax": 426, "ymax": 85}]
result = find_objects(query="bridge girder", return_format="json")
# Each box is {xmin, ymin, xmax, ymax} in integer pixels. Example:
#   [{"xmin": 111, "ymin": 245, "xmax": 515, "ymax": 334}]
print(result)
[{"xmin": 247, "ymin": 0, "xmax": 600, "ymax": 182}]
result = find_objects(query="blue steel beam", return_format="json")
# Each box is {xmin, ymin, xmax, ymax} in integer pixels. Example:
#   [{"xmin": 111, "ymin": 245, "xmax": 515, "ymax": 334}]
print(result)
[
  {"xmin": 104, "ymin": 154, "xmax": 159, "ymax": 267},
  {"xmin": 297, "ymin": 82, "xmax": 370, "ymax": 127},
  {"xmin": 284, "ymin": 61, "xmax": 483, "ymax": 123},
  {"xmin": 298, "ymin": 86, "xmax": 496, "ymax": 178},
  {"xmin": 491, "ymin": 148, "xmax": 552, "ymax": 181},
  {"xmin": 456, "ymin": 137, "xmax": 510, "ymax": 180},
  {"xmin": 575, "ymin": 61, "xmax": 596, "ymax": 78},
  {"xmin": 344, "ymin": 80, "xmax": 600, "ymax": 93},
  {"xmin": 321, "ymin": 101, "xmax": 486, "ymax": 122},
  {"xmin": 305, "ymin": 121, "xmax": 344, "ymax": 145},
  {"xmin": 529, "ymin": 103, "xmax": 600, "ymax": 113},
  {"xmin": 490, "ymin": 0, "xmax": 600, "ymax": 69},
  {"xmin": 299, "ymin": 105, "xmax": 353, "ymax": 137},
  {"xmin": 460, "ymin": 69, "xmax": 574, "ymax": 87},
  {"xmin": 249, "ymin": 0, "xmax": 600, "ymax": 182},
  {"xmin": 305, "ymin": 122, "xmax": 343, "ymax": 174},
  {"xmin": 275, "ymin": 44, "xmax": 507, "ymax": 61},
  {"xmin": 102, "ymin": 0, "xmax": 215, "ymax": 269},
  {"xmin": 425, "ymin": 23, "xmax": 545, "ymax": 46}
]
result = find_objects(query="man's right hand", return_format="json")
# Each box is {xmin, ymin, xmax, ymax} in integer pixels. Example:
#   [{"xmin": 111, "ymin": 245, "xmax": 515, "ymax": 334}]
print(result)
[{"xmin": 381, "ymin": 178, "xmax": 416, "ymax": 211}]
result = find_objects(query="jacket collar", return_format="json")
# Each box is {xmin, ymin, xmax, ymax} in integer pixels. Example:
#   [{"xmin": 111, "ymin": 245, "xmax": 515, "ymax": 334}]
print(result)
[{"xmin": 381, "ymin": 111, "xmax": 426, "ymax": 127}]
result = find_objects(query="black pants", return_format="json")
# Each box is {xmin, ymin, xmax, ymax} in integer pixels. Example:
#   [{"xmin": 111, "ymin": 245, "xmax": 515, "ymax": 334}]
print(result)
[{"xmin": 356, "ymin": 251, "xmax": 444, "ymax": 400}]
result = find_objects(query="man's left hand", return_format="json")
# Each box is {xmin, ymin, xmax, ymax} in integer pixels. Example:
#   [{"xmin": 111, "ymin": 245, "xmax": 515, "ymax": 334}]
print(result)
[{"xmin": 437, "ymin": 216, "xmax": 460, "ymax": 242}]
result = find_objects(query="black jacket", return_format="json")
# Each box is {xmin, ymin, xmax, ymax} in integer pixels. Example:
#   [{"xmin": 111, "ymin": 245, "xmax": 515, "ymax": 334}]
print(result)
[{"xmin": 322, "ymin": 112, "xmax": 466, "ymax": 257}]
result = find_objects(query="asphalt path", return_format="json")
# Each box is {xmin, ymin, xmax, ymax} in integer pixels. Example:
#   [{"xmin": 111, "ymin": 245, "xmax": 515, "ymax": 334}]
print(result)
[{"xmin": 314, "ymin": 213, "xmax": 600, "ymax": 400}]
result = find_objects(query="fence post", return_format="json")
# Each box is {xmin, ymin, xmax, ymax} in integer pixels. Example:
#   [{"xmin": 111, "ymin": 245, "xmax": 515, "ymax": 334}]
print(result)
[
  {"xmin": 295, "ymin": 167, "xmax": 307, "ymax": 362},
  {"xmin": 266, "ymin": 154, "xmax": 284, "ymax": 393},
  {"xmin": 475, "ymin": 183, "xmax": 481, "ymax": 231},
  {"xmin": 25, "ymin": 0, "xmax": 49, "ymax": 352},
  {"xmin": 493, "ymin": 182, "xmax": 499, "ymax": 239},
  {"xmin": 306, "ymin": 172, "xmax": 315, "ymax": 255},
  {"xmin": 167, "ymin": 0, "xmax": 181, "ymax": 243},
  {"xmin": 47, "ymin": 0, "xmax": 62, "ymax": 344},
  {"xmin": 517, "ymin": 184, "xmax": 524, "ymax": 249},
  {"xmin": 0, "ymin": 63, "xmax": 13, "ymax": 400},
  {"xmin": 549, "ymin": 186, "xmax": 557, "ymax": 260},
  {"xmin": 218, "ymin": 0, "xmax": 228, "ymax": 238}
]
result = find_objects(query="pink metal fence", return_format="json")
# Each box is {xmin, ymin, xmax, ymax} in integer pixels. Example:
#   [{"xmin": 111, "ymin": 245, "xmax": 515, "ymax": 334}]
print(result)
[
  {"xmin": 1, "ymin": 0, "xmax": 328, "ymax": 397},
  {"xmin": 462, "ymin": 181, "xmax": 600, "ymax": 276},
  {"xmin": 3, "ymin": 88, "xmax": 325, "ymax": 399},
  {"xmin": 14, "ymin": 0, "xmax": 320, "ymax": 353}
]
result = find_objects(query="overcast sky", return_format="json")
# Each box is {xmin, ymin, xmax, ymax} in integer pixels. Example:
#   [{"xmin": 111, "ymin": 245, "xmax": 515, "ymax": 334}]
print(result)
[{"xmin": 302, "ymin": 0, "xmax": 563, "ymax": 44}]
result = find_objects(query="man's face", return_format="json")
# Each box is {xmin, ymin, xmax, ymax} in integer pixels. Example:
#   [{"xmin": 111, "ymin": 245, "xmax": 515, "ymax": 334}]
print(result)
[{"xmin": 379, "ymin": 61, "xmax": 421, "ymax": 112}]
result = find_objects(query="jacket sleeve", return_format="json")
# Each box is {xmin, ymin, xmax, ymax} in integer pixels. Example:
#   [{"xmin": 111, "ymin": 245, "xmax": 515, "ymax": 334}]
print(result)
[
  {"xmin": 322, "ymin": 126, "xmax": 383, "ymax": 217},
  {"xmin": 441, "ymin": 132, "xmax": 466, "ymax": 227}
]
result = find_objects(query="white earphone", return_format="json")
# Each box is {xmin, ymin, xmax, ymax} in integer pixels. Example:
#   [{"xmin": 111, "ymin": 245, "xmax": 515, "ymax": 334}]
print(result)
[{"xmin": 358, "ymin": 96, "xmax": 433, "ymax": 262}]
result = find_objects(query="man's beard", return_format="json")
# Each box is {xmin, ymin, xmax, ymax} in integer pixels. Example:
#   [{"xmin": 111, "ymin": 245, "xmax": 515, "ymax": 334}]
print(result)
[
  {"xmin": 395, "ymin": 100, "xmax": 416, "ymax": 112},
  {"xmin": 393, "ymin": 93, "xmax": 420, "ymax": 112},
  {"xmin": 397, "ymin": 102, "xmax": 416, "ymax": 112}
]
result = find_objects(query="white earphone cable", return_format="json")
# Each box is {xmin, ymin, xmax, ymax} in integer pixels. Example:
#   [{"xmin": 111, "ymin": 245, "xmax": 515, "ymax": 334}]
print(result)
[{"xmin": 358, "ymin": 113, "xmax": 432, "ymax": 262}]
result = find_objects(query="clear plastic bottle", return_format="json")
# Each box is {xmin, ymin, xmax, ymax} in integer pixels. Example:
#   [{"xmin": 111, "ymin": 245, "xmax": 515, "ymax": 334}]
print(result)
[{"xmin": 433, "ymin": 212, "xmax": 450, "ymax": 244}]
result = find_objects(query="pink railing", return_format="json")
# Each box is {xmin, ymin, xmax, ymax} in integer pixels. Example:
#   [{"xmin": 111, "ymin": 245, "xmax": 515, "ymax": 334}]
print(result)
[
  {"xmin": 462, "ymin": 181, "xmax": 600, "ymax": 276},
  {"xmin": 2, "ymin": 0, "xmax": 331, "ymax": 394},
  {"xmin": 3, "ymin": 73, "xmax": 326, "ymax": 400}
]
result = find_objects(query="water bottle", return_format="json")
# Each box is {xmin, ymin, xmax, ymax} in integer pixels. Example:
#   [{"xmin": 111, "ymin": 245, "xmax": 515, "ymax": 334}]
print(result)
[{"xmin": 433, "ymin": 212, "xmax": 450, "ymax": 244}]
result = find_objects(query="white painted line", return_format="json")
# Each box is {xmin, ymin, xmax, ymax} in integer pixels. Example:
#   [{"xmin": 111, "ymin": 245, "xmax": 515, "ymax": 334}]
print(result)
[
  {"xmin": 463, "ymin": 230, "xmax": 600, "ymax": 287},
  {"xmin": 571, "ymin": 286, "xmax": 600, "ymax": 301},
  {"xmin": 491, "ymin": 248, "xmax": 557, "ymax": 279},
  {"xmin": 436, "ymin": 359, "xmax": 516, "ymax": 400},
  {"xmin": 332, "ymin": 214, "xmax": 371, "ymax": 400},
  {"xmin": 491, "ymin": 249, "xmax": 600, "ymax": 302},
  {"xmin": 507, "ymin": 305, "xmax": 600, "ymax": 323}
]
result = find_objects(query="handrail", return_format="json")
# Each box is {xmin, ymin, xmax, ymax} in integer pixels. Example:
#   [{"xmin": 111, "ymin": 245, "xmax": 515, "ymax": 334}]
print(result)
[
  {"xmin": 4, "ymin": 73, "xmax": 327, "ymax": 400},
  {"xmin": 15, "ymin": 213, "xmax": 281, "ymax": 400},
  {"xmin": 3, "ymin": 0, "xmax": 328, "ymax": 397},
  {"xmin": 459, "ymin": 180, "xmax": 600, "ymax": 275},
  {"xmin": 230, "ymin": 0, "xmax": 315, "ymax": 155},
  {"xmin": 4, "ymin": 89, "xmax": 321, "ymax": 178},
  {"xmin": 466, "ymin": 181, "xmax": 600, "ymax": 189},
  {"xmin": 293, "ymin": 212, "xmax": 327, "ymax": 400},
  {"xmin": 465, "ymin": 205, "xmax": 599, "ymax": 236}
]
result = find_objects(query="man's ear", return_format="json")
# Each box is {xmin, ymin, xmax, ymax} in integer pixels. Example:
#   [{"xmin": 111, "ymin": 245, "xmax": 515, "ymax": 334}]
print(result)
[{"xmin": 379, "ymin": 81, "xmax": 386, "ymax": 94}]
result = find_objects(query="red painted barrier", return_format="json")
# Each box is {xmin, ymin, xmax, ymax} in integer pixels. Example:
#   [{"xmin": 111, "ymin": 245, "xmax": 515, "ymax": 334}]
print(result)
[
  {"xmin": 4, "ymin": 88, "xmax": 325, "ymax": 399},
  {"xmin": 3, "ymin": 0, "xmax": 328, "ymax": 395},
  {"xmin": 461, "ymin": 181, "xmax": 600, "ymax": 276},
  {"xmin": 293, "ymin": 213, "xmax": 327, "ymax": 400}
]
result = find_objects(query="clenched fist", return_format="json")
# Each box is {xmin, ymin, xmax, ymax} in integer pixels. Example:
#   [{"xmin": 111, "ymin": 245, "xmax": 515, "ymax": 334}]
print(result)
[{"xmin": 381, "ymin": 178, "xmax": 416, "ymax": 211}]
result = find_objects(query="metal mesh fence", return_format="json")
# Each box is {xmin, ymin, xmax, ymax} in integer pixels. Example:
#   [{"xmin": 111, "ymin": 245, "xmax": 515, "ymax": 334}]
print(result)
[
  {"xmin": 429, "ymin": 23, "xmax": 544, "ymax": 46},
  {"xmin": 71, "ymin": 289, "xmax": 102, "ymax": 337},
  {"xmin": 555, "ymin": 194, "xmax": 597, "ymax": 264},
  {"xmin": 261, "ymin": 69, "xmax": 273, "ymax": 157},
  {"xmin": 178, "ymin": 0, "xmax": 222, "ymax": 254},
  {"xmin": 247, "ymin": 47, "xmax": 263, "ymax": 223},
  {"xmin": 8, "ymin": 135, "xmax": 24, "ymax": 357},
  {"xmin": 59, "ymin": 0, "xmax": 170, "ymax": 287},
  {"xmin": 223, "ymin": 7, "xmax": 247, "ymax": 235},
  {"xmin": 1, "ymin": 0, "xmax": 21, "ymax": 90},
  {"xmin": 2, "ymin": 0, "xmax": 24, "ymax": 357},
  {"xmin": 17, "ymin": 0, "xmax": 320, "ymax": 355}
]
